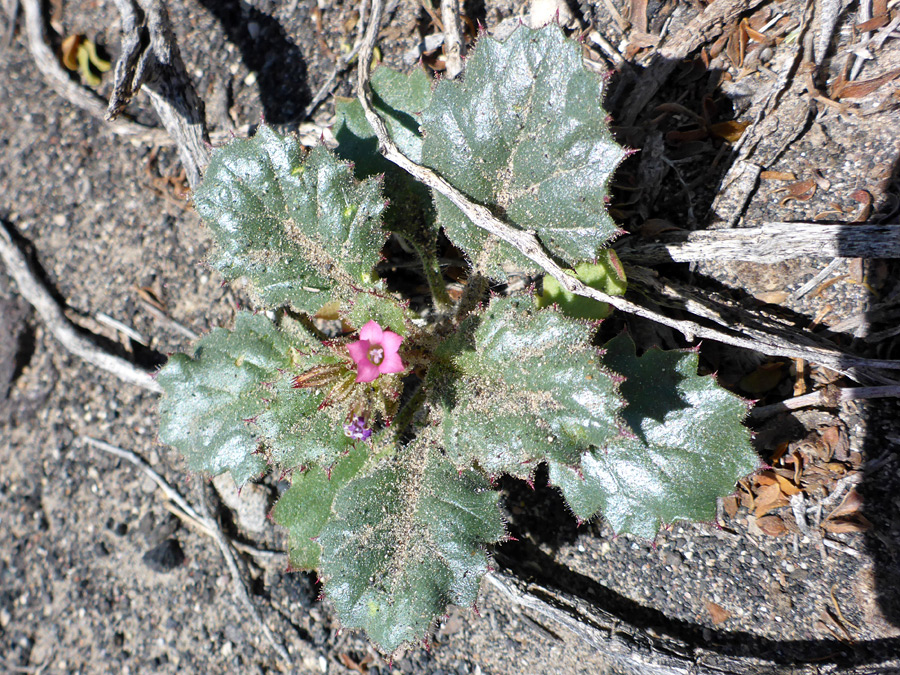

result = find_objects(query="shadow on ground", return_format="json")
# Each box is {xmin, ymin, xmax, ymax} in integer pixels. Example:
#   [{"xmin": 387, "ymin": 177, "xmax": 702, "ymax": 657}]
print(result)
[
  {"xmin": 196, "ymin": 0, "xmax": 311, "ymax": 123},
  {"xmin": 857, "ymin": 153, "xmax": 900, "ymax": 628}
]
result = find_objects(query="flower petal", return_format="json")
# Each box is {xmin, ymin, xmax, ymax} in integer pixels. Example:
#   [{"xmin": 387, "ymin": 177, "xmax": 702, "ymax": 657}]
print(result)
[
  {"xmin": 358, "ymin": 320, "xmax": 384, "ymax": 343},
  {"xmin": 355, "ymin": 358, "xmax": 381, "ymax": 383},
  {"xmin": 379, "ymin": 330, "xmax": 403, "ymax": 356},
  {"xmin": 378, "ymin": 351, "xmax": 405, "ymax": 375},
  {"xmin": 347, "ymin": 339, "xmax": 370, "ymax": 368}
]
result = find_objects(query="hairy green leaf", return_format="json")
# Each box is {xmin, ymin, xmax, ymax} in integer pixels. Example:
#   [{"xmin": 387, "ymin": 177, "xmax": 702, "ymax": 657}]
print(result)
[
  {"xmin": 254, "ymin": 366, "xmax": 358, "ymax": 470},
  {"xmin": 157, "ymin": 312, "xmax": 293, "ymax": 484},
  {"xmin": 549, "ymin": 334, "xmax": 757, "ymax": 538},
  {"xmin": 194, "ymin": 126, "xmax": 388, "ymax": 312},
  {"xmin": 334, "ymin": 67, "xmax": 432, "ymax": 171},
  {"xmin": 347, "ymin": 292, "xmax": 410, "ymax": 337},
  {"xmin": 157, "ymin": 310, "xmax": 361, "ymax": 483},
  {"xmin": 432, "ymin": 297, "xmax": 623, "ymax": 478},
  {"xmin": 318, "ymin": 442, "xmax": 505, "ymax": 652},
  {"xmin": 272, "ymin": 444, "xmax": 369, "ymax": 570},
  {"xmin": 334, "ymin": 67, "xmax": 446, "ymax": 297},
  {"xmin": 421, "ymin": 25, "xmax": 626, "ymax": 277}
]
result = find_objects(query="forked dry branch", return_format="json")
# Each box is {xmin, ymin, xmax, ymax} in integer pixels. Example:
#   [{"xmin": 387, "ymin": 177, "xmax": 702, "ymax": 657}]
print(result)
[
  {"xmin": 0, "ymin": 221, "xmax": 162, "ymax": 393},
  {"xmin": 107, "ymin": 0, "xmax": 210, "ymax": 189},
  {"xmin": 21, "ymin": 0, "xmax": 152, "ymax": 136}
]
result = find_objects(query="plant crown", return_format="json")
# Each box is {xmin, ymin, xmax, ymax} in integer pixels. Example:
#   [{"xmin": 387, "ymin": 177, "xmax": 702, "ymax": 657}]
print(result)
[{"xmin": 157, "ymin": 25, "xmax": 757, "ymax": 653}]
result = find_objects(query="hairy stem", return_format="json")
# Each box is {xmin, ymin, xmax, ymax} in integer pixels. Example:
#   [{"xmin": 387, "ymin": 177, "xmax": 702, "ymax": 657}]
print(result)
[
  {"xmin": 454, "ymin": 272, "xmax": 488, "ymax": 323},
  {"xmin": 389, "ymin": 380, "xmax": 426, "ymax": 439},
  {"xmin": 367, "ymin": 381, "xmax": 427, "ymax": 467},
  {"xmin": 406, "ymin": 235, "xmax": 453, "ymax": 311}
]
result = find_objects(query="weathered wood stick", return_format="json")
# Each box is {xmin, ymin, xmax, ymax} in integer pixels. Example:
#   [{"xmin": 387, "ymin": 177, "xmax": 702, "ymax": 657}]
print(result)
[
  {"xmin": 0, "ymin": 221, "xmax": 162, "ymax": 393},
  {"xmin": 108, "ymin": 0, "xmax": 211, "ymax": 189},
  {"xmin": 615, "ymin": 223, "xmax": 900, "ymax": 264}
]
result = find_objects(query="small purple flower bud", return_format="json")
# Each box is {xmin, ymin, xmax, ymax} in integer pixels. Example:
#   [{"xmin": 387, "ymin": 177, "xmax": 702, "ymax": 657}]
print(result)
[{"xmin": 343, "ymin": 415, "xmax": 372, "ymax": 442}]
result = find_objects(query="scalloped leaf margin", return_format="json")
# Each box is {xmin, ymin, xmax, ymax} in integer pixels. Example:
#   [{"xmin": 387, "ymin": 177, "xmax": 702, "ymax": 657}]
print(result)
[
  {"xmin": 549, "ymin": 334, "xmax": 758, "ymax": 539},
  {"xmin": 421, "ymin": 24, "xmax": 627, "ymax": 277},
  {"xmin": 431, "ymin": 297, "xmax": 625, "ymax": 479},
  {"xmin": 317, "ymin": 442, "xmax": 506, "ymax": 653},
  {"xmin": 193, "ymin": 127, "xmax": 388, "ymax": 313}
]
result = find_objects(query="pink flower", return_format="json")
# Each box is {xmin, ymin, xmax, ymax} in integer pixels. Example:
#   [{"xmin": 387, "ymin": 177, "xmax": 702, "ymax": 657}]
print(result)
[{"xmin": 346, "ymin": 321, "xmax": 405, "ymax": 383}]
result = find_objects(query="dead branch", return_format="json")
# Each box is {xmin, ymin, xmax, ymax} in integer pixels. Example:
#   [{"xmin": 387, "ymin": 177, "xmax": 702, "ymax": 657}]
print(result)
[
  {"xmin": 21, "ymin": 0, "xmax": 153, "ymax": 136},
  {"xmin": 814, "ymin": 0, "xmax": 846, "ymax": 66},
  {"xmin": 626, "ymin": 267, "xmax": 900, "ymax": 386},
  {"xmin": 750, "ymin": 385, "xmax": 900, "ymax": 417},
  {"xmin": 355, "ymin": 0, "xmax": 900, "ymax": 384},
  {"xmin": 614, "ymin": 222, "xmax": 900, "ymax": 264},
  {"xmin": 441, "ymin": 0, "xmax": 465, "ymax": 79},
  {"xmin": 81, "ymin": 436, "xmax": 293, "ymax": 664},
  {"xmin": 109, "ymin": 0, "xmax": 211, "ymax": 189},
  {"xmin": 484, "ymin": 570, "xmax": 897, "ymax": 675},
  {"xmin": 0, "ymin": 220, "xmax": 162, "ymax": 393}
]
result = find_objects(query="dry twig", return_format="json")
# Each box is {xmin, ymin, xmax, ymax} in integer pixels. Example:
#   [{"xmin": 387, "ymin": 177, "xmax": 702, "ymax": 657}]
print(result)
[
  {"xmin": 822, "ymin": 538, "xmax": 861, "ymax": 558},
  {"xmin": 441, "ymin": 0, "xmax": 466, "ymax": 79},
  {"xmin": 813, "ymin": 0, "xmax": 847, "ymax": 66},
  {"xmin": 138, "ymin": 299, "xmax": 200, "ymax": 341},
  {"xmin": 108, "ymin": 0, "xmax": 211, "ymax": 189},
  {"xmin": 21, "ymin": 0, "xmax": 152, "ymax": 136},
  {"xmin": 615, "ymin": 222, "xmax": 900, "ymax": 264},
  {"xmin": 0, "ymin": 220, "xmax": 162, "ymax": 393},
  {"xmin": 750, "ymin": 385, "xmax": 900, "ymax": 417},
  {"xmin": 484, "ymin": 570, "xmax": 891, "ymax": 674}
]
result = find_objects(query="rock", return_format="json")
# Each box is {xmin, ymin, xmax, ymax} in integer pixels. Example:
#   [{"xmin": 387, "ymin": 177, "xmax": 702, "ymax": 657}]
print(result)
[
  {"xmin": 142, "ymin": 539, "xmax": 185, "ymax": 573},
  {"xmin": 211, "ymin": 473, "xmax": 271, "ymax": 535},
  {"xmin": 138, "ymin": 512, "xmax": 178, "ymax": 547},
  {"xmin": 224, "ymin": 623, "xmax": 245, "ymax": 644},
  {"xmin": 663, "ymin": 550, "xmax": 683, "ymax": 570}
]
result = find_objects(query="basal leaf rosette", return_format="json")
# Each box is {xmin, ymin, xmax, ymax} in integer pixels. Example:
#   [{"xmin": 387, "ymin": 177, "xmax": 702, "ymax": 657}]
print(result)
[
  {"xmin": 431, "ymin": 297, "xmax": 624, "ymax": 479},
  {"xmin": 193, "ymin": 126, "xmax": 388, "ymax": 313},
  {"xmin": 549, "ymin": 334, "xmax": 758, "ymax": 539},
  {"xmin": 316, "ymin": 440, "xmax": 506, "ymax": 653},
  {"xmin": 421, "ymin": 24, "xmax": 627, "ymax": 278}
]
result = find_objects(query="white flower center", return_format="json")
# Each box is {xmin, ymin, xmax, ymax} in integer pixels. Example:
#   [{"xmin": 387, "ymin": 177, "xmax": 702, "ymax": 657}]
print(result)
[{"xmin": 367, "ymin": 345, "xmax": 384, "ymax": 365}]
